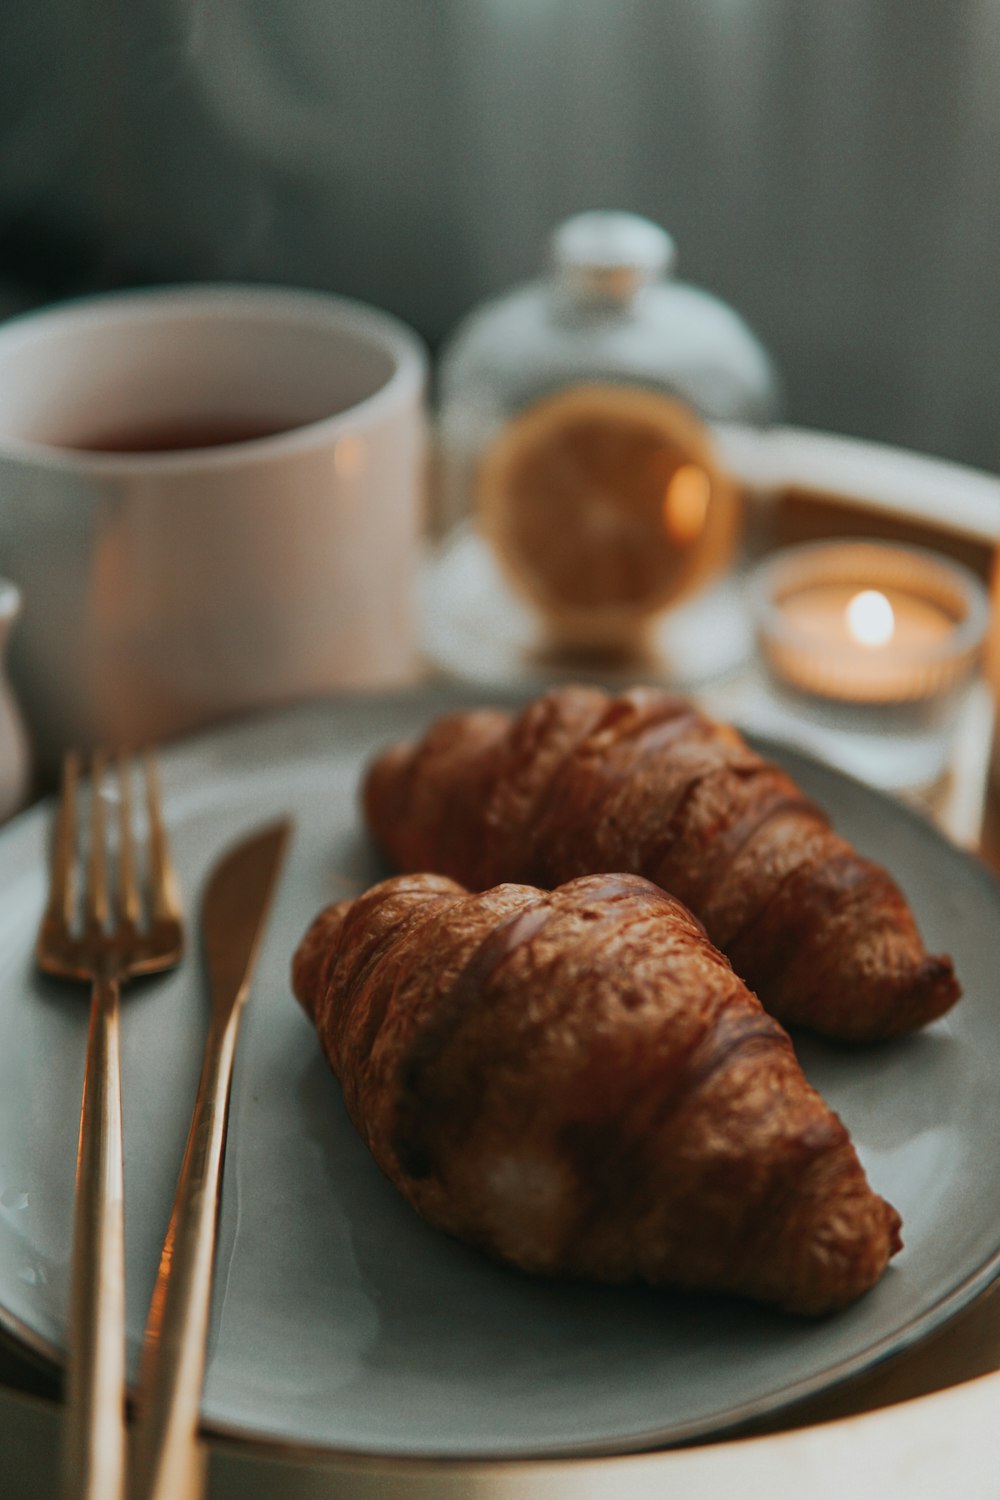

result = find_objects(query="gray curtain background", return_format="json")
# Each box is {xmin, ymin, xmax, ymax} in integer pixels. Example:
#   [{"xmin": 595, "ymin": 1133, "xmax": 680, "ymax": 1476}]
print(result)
[{"xmin": 2, "ymin": 0, "xmax": 999, "ymax": 472}]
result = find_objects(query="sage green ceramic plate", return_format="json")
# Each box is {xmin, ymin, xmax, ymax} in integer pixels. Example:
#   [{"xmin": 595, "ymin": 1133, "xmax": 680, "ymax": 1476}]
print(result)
[{"xmin": 0, "ymin": 688, "xmax": 998, "ymax": 1459}]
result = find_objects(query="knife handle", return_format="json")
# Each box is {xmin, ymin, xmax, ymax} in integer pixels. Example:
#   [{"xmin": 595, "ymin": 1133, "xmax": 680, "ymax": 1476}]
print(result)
[{"xmin": 130, "ymin": 1008, "xmax": 241, "ymax": 1500}]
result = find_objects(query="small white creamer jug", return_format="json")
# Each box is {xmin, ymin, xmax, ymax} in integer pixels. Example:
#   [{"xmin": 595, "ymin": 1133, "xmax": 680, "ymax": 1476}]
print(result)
[{"xmin": 0, "ymin": 581, "xmax": 31, "ymax": 821}]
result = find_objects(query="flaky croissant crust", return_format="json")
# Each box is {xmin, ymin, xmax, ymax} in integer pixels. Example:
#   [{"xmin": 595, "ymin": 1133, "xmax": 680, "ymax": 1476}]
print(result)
[
  {"xmin": 293, "ymin": 871, "xmax": 902, "ymax": 1316},
  {"xmin": 362, "ymin": 686, "xmax": 960, "ymax": 1041}
]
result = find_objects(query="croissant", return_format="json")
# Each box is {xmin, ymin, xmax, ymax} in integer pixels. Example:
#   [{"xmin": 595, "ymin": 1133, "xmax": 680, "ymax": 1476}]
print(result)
[
  {"xmin": 292, "ymin": 871, "xmax": 902, "ymax": 1315},
  {"xmin": 362, "ymin": 685, "xmax": 960, "ymax": 1041}
]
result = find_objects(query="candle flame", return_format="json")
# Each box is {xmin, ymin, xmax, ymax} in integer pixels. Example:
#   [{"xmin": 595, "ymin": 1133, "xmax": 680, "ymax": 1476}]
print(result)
[{"xmin": 846, "ymin": 589, "xmax": 895, "ymax": 648}]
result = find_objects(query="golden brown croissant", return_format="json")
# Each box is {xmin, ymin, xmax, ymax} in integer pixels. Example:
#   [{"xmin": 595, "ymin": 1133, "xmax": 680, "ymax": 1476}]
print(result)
[
  {"xmin": 292, "ymin": 871, "xmax": 902, "ymax": 1315},
  {"xmin": 362, "ymin": 685, "xmax": 960, "ymax": 1041}
]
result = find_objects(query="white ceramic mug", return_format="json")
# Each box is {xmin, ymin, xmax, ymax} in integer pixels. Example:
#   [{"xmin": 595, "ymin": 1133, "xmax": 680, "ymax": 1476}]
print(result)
[{"xmin": 0, "ymin": 283, "xmax": 428, "ymax": 768}]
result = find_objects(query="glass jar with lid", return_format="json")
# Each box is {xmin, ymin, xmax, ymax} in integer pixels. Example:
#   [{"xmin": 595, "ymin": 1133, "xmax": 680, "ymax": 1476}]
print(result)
[{"xmin": 431, "ymin": 211, "xmax": 781, "ymax": 674}]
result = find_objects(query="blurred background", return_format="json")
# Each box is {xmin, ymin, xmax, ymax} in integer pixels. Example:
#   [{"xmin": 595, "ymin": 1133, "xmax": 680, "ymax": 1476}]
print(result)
[{"xmin": 2, "ymin": 0, "xmax": 1000, "ymax": 473}]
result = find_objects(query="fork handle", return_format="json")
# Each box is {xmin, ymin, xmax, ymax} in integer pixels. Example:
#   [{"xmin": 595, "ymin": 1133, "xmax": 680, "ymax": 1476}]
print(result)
[
  {"xmin": 64, "ymin": 974, "xmax": 127, "ymax": 1500},
  {"xmin": 130, "ymin": 1008, "xmax": 242, "ymax": 1500}
]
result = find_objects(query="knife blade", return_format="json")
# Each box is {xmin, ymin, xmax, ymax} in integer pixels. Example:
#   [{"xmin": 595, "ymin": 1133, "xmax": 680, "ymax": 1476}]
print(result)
[
  {"xmin": 201, "ymin": 819, "xmax": 293, "ymax": 1018},
  {"xmin": 130, "ymin": 818, "xmax": 293, "ymax": 1500}
]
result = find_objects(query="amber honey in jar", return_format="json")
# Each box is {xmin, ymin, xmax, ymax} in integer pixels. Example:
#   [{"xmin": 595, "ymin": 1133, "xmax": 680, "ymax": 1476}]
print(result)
[{"xmin": 475, "ymin": 382, "xmax": 741, "ymax": 650}]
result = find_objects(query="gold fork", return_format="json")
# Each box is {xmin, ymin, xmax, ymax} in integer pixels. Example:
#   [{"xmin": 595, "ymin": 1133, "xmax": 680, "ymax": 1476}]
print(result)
[{"xmin": 36, "ymin": 750, "xmax": 183, "ymax": 1500}]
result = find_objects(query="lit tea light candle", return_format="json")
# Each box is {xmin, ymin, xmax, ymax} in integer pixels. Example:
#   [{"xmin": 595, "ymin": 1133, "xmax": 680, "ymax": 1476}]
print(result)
[
  {"xmin": 749, "ymin": 539, "xmax": 990, "ymax": 791},
  {"xmin": 753, "ymin": 541, "xmax": 987, "ymax": 704}
]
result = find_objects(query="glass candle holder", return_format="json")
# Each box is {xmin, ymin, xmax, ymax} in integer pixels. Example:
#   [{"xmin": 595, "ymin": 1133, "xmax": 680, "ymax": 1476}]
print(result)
[{"xmin": 749, "ymin": 540, "xmax": 989, "ymax": 792}]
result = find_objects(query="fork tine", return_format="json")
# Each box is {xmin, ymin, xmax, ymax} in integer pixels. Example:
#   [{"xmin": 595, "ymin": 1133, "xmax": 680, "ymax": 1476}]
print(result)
[
  {"xmin": 86, "ymin": 751, "xmax": 109, "ymax": 934},
  {"xmin": 143, "ymin": 752, "xmax": 181, "ymax": 926},
  {"xmin": 115, "ymin": 753, "xmax": 141, "ymax": 931},
  {"xmin": 47, "ymin": 751, "xmax": 80, "ymax": 928}
]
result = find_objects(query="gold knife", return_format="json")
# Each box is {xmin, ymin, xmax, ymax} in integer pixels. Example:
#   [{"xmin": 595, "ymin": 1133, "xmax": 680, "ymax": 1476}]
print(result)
[{"xmin": 129, "ymin": 819, "xmax": 293, "ymax": 1500}]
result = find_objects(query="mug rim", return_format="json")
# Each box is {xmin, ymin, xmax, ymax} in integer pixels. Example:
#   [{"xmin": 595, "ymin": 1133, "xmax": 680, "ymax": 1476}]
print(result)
[{"xmin": 0, "ymin": 282, "xmax": 427, "ymax": 474}]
